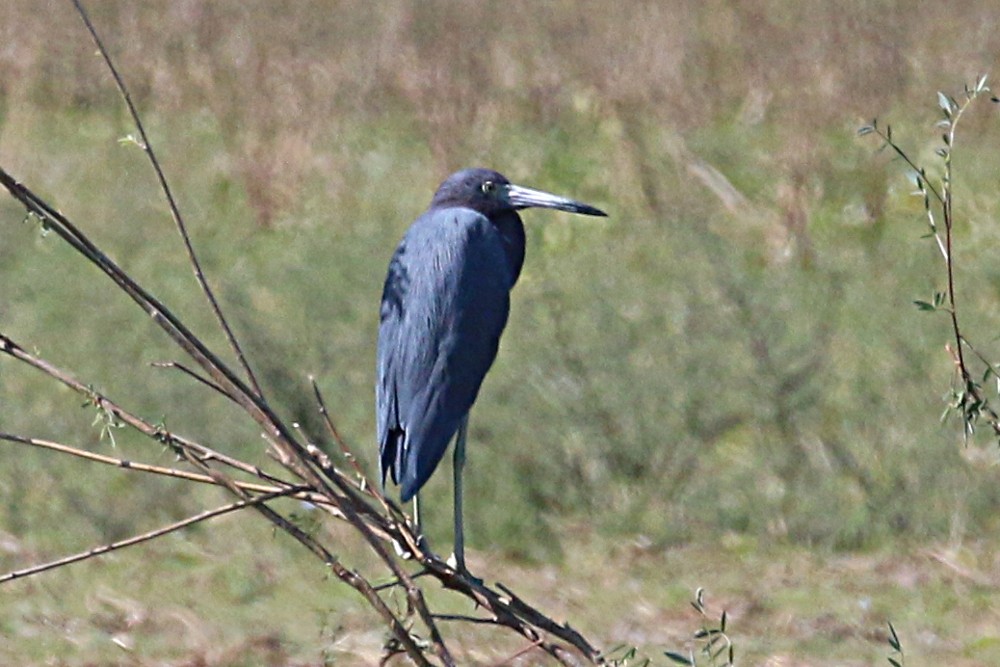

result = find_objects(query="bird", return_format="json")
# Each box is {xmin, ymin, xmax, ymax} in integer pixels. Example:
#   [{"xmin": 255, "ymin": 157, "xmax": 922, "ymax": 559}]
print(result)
[{"xmin": 376, "ymin": 167, "xmax": 606, "ymax": 572}]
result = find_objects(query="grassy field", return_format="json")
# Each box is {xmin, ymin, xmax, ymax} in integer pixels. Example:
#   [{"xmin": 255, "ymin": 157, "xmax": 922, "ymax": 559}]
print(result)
[
  {"xmin": 3, "ymin": 1, "xmax": 1000, "ymax": 665},
  {"xmin": 4, "ymin": 525, "xmax": 1000, "ymax": 665}
]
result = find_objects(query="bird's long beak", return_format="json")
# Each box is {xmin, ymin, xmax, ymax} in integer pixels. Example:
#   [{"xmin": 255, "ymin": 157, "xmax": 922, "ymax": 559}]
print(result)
[{"xmin": 506, "ymin": 184, "xmax": 607, "ymax": 217}]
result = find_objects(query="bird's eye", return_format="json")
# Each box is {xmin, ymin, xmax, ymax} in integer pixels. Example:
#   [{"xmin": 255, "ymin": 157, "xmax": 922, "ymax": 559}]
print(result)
[{"xmin": 481, "ymin": 181, "xmax": 496, "ymax": 195}]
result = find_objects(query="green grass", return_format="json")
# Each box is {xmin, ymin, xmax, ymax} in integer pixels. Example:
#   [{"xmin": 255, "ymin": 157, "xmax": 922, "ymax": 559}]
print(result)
[{"xmin": 3, "ymin": 2, "xmax": 1000, "ymax": 664}]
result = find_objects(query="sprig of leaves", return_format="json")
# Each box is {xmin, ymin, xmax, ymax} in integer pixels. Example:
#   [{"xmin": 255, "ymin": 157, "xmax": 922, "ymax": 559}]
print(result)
[
  {"xmin": 82, "ymin": 390, "xmax": 124, "ymax": 447},
  {"xmin": 860, "ymin": 74, "xmax": 1000, "ymax": 446},
  {"xmin": 606, "ymin": 645, "xmax": 651, "ymax": 667},
  {"xmin": 664, "ymin": 589, "xmax": 735, "ymax": 667}
]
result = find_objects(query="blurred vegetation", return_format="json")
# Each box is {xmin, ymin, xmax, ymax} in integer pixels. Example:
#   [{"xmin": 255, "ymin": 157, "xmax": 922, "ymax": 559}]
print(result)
[{"xmin": 3, "ymin": 1, "xmax": 1000, "ymax": 664}]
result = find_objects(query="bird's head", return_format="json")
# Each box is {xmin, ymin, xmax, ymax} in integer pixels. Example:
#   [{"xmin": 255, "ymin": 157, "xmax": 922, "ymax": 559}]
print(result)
[{"xmin": 430, "ymin": 168, "xmax": 607, "ymax": 218}]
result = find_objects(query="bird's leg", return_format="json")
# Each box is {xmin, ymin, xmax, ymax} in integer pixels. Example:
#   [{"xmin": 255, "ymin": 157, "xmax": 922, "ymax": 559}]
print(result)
[
  {"xmin": 413, "ymin": 493, "xmax": 429, "ymax": 553},
  {"xmin": 450, "ymin": 415, "xmax": 470, "ymax": 573}
]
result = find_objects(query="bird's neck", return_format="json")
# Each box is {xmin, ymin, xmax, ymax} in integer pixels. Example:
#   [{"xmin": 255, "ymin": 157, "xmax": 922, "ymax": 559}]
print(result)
[{"xmin": 494, "ymin": 211, "xmax": 526, "ymax": 288}]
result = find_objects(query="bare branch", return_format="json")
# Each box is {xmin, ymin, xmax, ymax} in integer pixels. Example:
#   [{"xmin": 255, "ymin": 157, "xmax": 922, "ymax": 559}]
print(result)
[
  {"xmin": 311, "ymin": 376, "xmax": 395, "ymax": 512},
  {"xmin": 72, "ymin": 0, "xmax": 264, "ymax": 398},
  {"xmin": 0, "ymin": 486, "xmax": 306, "ymax": 584},
  {"xmin": 0, "ymin": 431, "xmax": 340, "ymax": 507},
  {"xmin": 151, "ymin": 361, "xmax": 230, "ymax": 398},
  {"xmin": 490, "ymin": 639, "xmax": 546, "ymax": 667},
  {"xmin": 0, "ymin": 332, "xmax": 288, "ymax": 483}
]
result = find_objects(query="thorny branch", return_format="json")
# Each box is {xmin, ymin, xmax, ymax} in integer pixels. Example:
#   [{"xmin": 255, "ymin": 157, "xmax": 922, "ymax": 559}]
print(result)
[{"xmin": 0, "ymin": 2, "xmax": 611, "ymax": 665}]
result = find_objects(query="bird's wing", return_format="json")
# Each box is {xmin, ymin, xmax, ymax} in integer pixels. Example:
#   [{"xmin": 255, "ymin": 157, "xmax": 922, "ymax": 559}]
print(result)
[{"xmin": 377, "ymin": 208, "xmax": 511, "ymax": 501}]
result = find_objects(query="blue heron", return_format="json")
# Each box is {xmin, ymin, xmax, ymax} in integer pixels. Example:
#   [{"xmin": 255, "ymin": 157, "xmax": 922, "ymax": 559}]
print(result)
[{"xmin": 376, "ymin": 167, "xmax": 606, "ymax": 572}]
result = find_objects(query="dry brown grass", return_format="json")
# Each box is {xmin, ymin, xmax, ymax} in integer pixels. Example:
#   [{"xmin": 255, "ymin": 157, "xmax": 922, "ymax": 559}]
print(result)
[{"xmin": 6, "ymin": 1, "xmax": 999, "ymax": 230}]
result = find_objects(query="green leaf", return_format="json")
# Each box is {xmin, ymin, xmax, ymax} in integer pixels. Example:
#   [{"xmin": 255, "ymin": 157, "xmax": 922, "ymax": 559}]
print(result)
[
  {"xmin": 664, "ymin": 650, "xmax": 694, "ymax": 665},
  {"xmin": 913, "ymin": 300, "xmax": 936, "ymax": 311},
  {"xmin": 858, "ymin": 125, "xmax": 875, "ymax": 136},
  {"xmin": 888, "ymin": 622, "xmax": 901, "ymax": 651},
  {"xmin": 938, "ymin": 91, "xmax": 954, "ymax": 115}
]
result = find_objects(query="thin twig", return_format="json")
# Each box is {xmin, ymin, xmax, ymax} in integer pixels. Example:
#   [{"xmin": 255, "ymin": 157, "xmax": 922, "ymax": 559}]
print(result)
[
  {"xmin": 0, "ymin": 321, "xmax": 426, "ymax": 660},
  {"xmin": 0, "ymin": 332, "xmax": 287, "ymax": 484},
  {"xmin": 434, "ymin": 614, "xmax": 496, "ymax": 625},
  {"xmin": 373, "ymin": 569, "xmax": 434, "ymax": 592},
  {"xmin": 311, "ymin": 376, "xmax": 394, "ymax": 513},
  {"xmin": 72, "ymin": 0, "xmax": 264, "ymax": 399},
  {"xmin": 935, "ymin": 84, "xmax": 1000, "ymax": 440},
  {"xmin": 942, "ymin": 96, "xmax": 970, "ymax": 418},
  {"xmin": 7, "ymin": 170, "xmax": 442, "ymax": 661},
  {"xmin": 310, "ymin": 376, "xmax": 366, "ymax": 479},
  {"xmin": 0, "ymin": 333, "xmax": 421, "ymax": 657},
  {"xmin": 491, "ymin": 638, "xmax": 546, "ymax": 667},
  {"xmin": 0, "ymin": 486, "xmax": 304, "ymax": 584},
  {"xmin": 151, "ymin": 361, "xmax": 230, "ymax": 399},
  {"xmin": 0, "ymin": 431, "xmax": 337, "ymax": 506},
  {"xmin": 303, "ymin": 389, "xmax": 453, "ymax": 663}
]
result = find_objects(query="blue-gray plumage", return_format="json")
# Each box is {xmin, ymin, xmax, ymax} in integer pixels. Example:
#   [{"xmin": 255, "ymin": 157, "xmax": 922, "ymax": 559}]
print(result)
[{"xmin": 376, "ymin": 167, "xmax": 606, "ymax": 570}]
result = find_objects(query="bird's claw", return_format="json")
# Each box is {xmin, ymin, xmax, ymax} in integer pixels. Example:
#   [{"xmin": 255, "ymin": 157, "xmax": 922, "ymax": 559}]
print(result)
[{"xmin": 446, "ymin": 552, "xmax": 483, "ymax": 585}]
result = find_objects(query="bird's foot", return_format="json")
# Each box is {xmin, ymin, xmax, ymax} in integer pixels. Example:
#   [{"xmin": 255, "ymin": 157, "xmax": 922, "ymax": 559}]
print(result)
[{"xmin": 446, "ymin": 552, "xmax": 483, "ymax": 585}]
